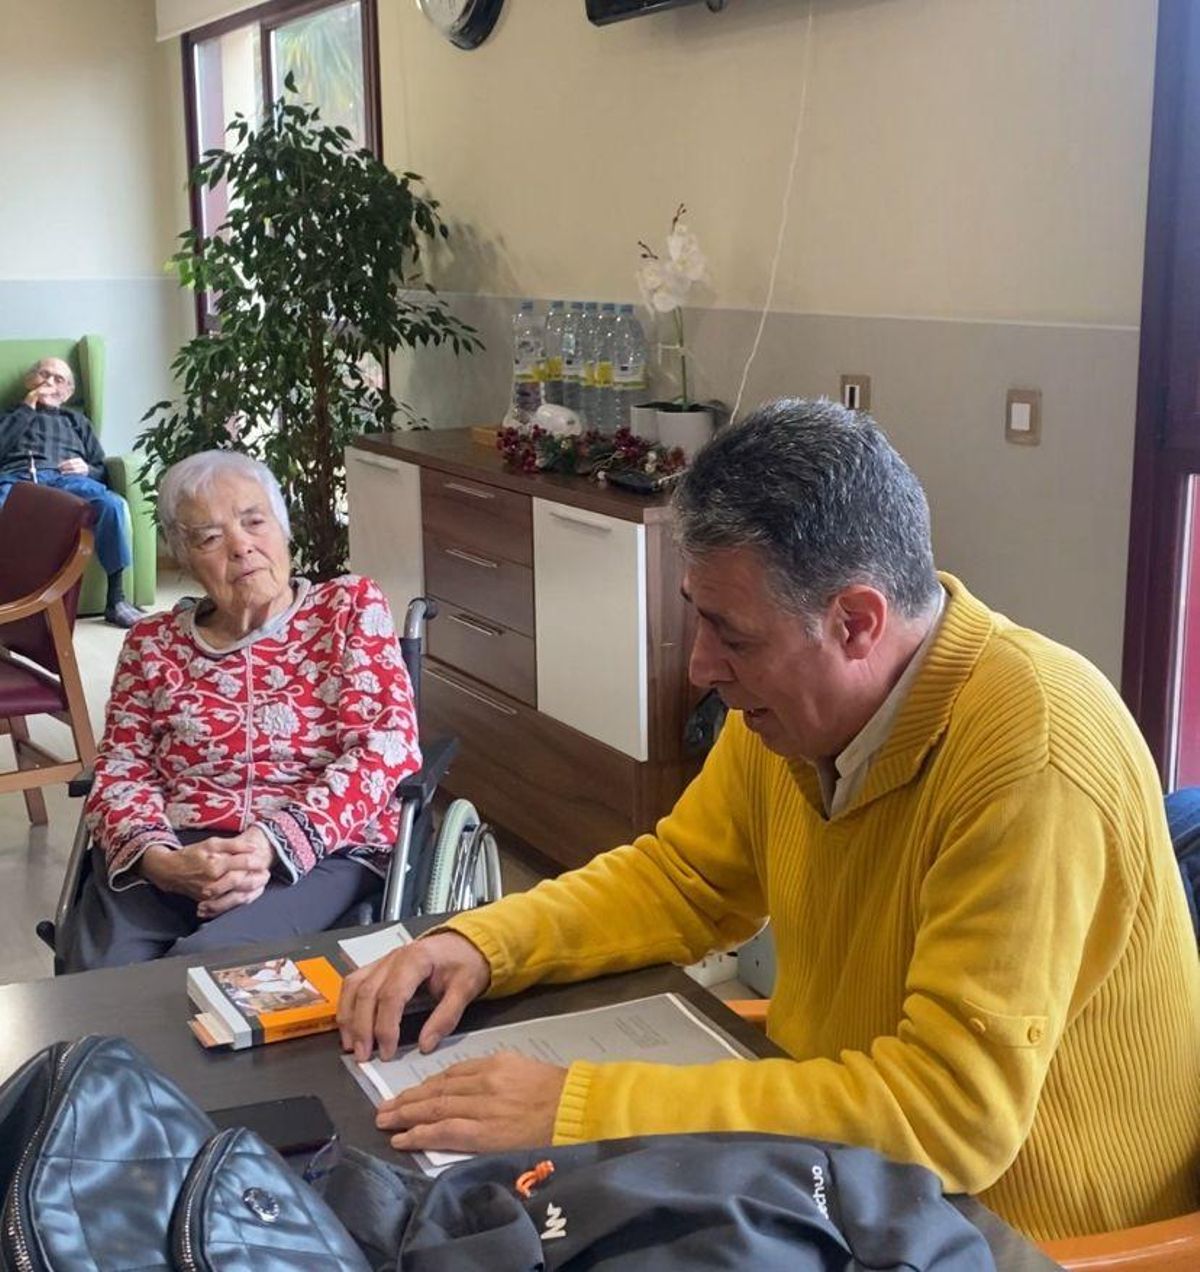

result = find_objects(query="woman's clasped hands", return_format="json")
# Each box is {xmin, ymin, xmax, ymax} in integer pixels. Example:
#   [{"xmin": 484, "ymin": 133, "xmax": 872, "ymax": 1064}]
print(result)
[{"xmin": 138, "ymin": 827, "xmax": 276, "ymax": 918}]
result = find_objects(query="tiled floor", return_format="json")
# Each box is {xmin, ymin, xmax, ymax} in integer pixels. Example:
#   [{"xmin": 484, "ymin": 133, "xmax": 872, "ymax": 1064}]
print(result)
[{"xmin": 0, "ymin": 571, "xmax": 547, "ymax": 985}]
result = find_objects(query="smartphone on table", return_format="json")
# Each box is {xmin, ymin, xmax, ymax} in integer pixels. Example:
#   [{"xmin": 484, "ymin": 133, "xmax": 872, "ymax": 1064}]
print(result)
[{"xmin": 208, "ymin": 1094, "xmax": 336, "ymax": 1156}]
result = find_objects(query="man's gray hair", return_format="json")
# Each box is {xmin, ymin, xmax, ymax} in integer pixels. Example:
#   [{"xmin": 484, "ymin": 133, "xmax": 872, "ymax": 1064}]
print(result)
[
  {"xmin": 672, "ymin": 398, "xmax": 940, "ymax": 622},
  {"xmin": 158, "ymin": 450, "xmax": 291, "ymax": 561},
  {"xmin": 27, "ymin": 358, "xmax": 74, "ymax": 387}
]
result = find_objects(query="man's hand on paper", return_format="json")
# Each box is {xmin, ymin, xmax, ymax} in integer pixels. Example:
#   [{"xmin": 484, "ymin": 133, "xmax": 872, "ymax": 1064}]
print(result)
[
  {"xmin": 374, "ymin": 1051, "xmax": 566, "ymax": 1153},
  {"xmin": 338, "ymin": 931, "xmax": 491, "ymax": 1062}
]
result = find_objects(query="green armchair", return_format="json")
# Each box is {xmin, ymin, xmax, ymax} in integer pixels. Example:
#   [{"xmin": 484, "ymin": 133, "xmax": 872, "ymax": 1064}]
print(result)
[{"xmin": 0, "ymin": 335, "xmax": 156, "ymax": 615}]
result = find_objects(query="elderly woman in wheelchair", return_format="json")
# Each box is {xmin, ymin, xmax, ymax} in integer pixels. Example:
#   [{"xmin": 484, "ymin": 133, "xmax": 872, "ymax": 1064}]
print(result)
[{"xmin": 59, "ymin": 450, "xmax": 421, "ymax": 972}]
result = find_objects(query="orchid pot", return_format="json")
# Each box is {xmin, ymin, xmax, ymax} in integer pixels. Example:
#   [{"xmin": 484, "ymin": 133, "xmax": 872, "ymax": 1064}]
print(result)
[
  {"xmin": 655, "ymin": 402, "xmax": 714, "ymax": 460},
  {"xmin": 630, "ymin": 400, "xmax": 674, "ymax": 442}
]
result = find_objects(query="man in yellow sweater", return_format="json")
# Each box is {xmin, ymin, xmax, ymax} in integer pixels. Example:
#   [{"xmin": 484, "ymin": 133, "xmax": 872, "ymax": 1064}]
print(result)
[{"xmin": 340, "ymin": 399, "xmax": 1199, "ymax": 1241}]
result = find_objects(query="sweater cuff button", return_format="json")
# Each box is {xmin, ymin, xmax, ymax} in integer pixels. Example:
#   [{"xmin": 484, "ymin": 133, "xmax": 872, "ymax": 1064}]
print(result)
[{"xmin": 968, "ymin": 1017, "xmax": 986, "ymax": 1036}]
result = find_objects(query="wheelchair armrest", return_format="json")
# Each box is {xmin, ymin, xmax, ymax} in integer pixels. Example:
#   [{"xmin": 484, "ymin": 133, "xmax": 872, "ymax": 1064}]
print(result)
[
  {"xmin": 396, "ymin": 736, "xmax": 458, "ymax": 805},
  {"xmin": 68, "ymin": 768, "xmax": 95, "ymax": 799}
]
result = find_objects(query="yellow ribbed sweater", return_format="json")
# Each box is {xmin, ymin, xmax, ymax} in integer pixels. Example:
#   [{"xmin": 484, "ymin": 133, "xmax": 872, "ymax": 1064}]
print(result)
[{"xmin": 447, "ymin": 575, "xmax": 1200, "ymax": 1240}]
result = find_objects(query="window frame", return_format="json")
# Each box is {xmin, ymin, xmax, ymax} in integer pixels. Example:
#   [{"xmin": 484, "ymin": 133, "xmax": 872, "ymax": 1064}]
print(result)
[
  {"xmin": 1120, "ymin": 0, "xmax": 1200, "ymax": 783},
  {"xmin": 180, "ymin": 0, "xmax": 382, "ymax": 333}
]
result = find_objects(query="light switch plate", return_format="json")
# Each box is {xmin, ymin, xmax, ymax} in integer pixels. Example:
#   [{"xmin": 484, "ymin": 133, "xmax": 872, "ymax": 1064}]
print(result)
[
  {"xmin": 840, "ymin": 374, "xmax": 871, "ymax": 412},
  {"xmin": 1005, "ymin": 388, "xmax": 1041, "ymax": 446}
]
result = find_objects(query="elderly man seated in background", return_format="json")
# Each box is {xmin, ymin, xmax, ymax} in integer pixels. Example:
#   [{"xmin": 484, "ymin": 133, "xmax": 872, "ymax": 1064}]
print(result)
[
  {"xmin": 0, "ymin": 356, "xmax": 140, "ymax": 627},
  {"xmin": 61, "ymin": 449, "xmax": 421, "ymax": 971}
]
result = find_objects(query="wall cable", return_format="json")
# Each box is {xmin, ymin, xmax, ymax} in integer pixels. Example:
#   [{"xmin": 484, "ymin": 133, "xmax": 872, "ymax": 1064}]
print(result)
[{"xmin": 730, "ymin": 0, "xmax": 816, "ymax": 423}]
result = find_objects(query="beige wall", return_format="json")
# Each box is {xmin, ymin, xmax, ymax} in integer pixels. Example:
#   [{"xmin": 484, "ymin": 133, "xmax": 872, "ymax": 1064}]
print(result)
[
  {"xmin": 2, "ymin": 0, "xmax": 1152, "ymax": 671},
  {"xmin": 0, "ymin": 0, "xmax": 183, "ymax": 281},
  {"xmin": 379, "ymin": 0, "xmax": 1155, "ymax": 325},
  {"xmin": 377, "ymin": 0, "xmax": 1157, "ymax": 682},
  {"xmin": 155, "ymin": 0, "xmax": 249, "ymax": 41},
  {"xmin": 0, "ymin": 0, "xmax": 190, "ymax": 449}
]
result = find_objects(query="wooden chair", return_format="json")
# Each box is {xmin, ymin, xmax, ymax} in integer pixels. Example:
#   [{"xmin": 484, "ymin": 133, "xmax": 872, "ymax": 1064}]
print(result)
[
  {"xmin": 0, "ymin": 482, "xmax": 97, "ymax": 823},
  {"xmin": 1039, "ymin": 1212, "xmax": 1200, "ymax": 1268},
  {"xmin": 725, "ymin": 998, "xmax": 1199, "ymax": 1267}
]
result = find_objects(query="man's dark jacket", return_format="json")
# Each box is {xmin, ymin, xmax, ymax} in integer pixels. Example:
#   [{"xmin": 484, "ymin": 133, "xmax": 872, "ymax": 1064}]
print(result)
[{"xmin": 0, "ymin": 404, "xmax": 107, "ymax": 481}]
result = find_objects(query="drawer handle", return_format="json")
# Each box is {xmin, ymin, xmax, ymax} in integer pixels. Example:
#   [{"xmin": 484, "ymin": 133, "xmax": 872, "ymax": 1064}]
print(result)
[
  {"xmin": 426, "ymin": 666, "xmax": 518, "ymax": 716},
  {"xmin": 444, "ymin": 546, "xmax": 499, "ymax": 570},
  {"xmin": 448, "ymin": 612, "xmax": 505, "ymax": 638},
  {"xmin": 351, "ymin": 452, "xmax": 403, "ymax": 473},
  {"xmin": 443, "ymin": 480, "xmax": 495, "ymax": 501},
  {"xmin": 548, "ymin": 507, "xmax": 613, "ymax": 534}
]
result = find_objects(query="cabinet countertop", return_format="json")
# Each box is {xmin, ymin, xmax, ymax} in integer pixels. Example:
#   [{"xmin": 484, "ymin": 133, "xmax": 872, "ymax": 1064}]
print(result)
[{"xmin": 349, "ymin": 428, "xmax": 676, "ymax": 525}]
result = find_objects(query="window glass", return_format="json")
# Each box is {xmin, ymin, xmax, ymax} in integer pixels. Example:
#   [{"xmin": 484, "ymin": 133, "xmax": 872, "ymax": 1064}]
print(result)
[
  {"xmin": 270, "ymin": 2, "xmax": 367, "ymax": 146},
  {"xmin": 184, "ymin": 1, "xmax": 375, "ymax": 330},
  {"xmin": 193, "ymin": 25, "xmax": 261, "ymax": 240}
]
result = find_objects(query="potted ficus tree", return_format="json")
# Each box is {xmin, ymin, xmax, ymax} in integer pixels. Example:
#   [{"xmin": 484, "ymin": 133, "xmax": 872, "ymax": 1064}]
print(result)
[{"xmin": 138, "ymin": 78, "xmax": 482, "ymax": 579}]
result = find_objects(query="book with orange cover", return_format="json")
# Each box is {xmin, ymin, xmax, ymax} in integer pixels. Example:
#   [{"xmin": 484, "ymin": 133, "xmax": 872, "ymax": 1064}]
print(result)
[
  {"xmin": 187, "ymin": 954, "xmax": 347, "ymax": 1050},
  {"xmin": 186, "ymin": 924, "xmax": 418, "ymax": 1050}
]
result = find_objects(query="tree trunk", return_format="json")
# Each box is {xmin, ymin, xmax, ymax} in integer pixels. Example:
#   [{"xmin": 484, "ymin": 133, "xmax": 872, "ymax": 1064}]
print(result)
[{"xmin": 306, "ymin": 320, "xmax": 340, "ymax": 580}]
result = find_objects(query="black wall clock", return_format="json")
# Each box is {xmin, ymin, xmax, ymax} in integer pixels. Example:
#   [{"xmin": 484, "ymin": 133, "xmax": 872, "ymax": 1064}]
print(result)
[{"xmin": 417, "ymin": 0, "xmax": 504, "ymax": 50}]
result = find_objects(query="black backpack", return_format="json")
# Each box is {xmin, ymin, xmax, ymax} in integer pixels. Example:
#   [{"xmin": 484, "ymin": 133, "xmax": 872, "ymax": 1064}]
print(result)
[{"xmin": 0, "ymin": 1035, "xmax": 995, "ymax": 1270}]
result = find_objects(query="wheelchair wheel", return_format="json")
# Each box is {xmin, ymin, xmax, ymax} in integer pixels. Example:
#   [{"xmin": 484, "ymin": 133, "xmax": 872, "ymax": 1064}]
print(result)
[{"xmin": 423, "ymin": 799, "xmax": 503, "ymax": 914}]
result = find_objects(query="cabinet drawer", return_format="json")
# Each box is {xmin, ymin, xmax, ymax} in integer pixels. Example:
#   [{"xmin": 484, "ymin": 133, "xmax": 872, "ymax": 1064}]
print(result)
[
  {"xmin": 345, "ymin": 449, "xmax": 424, "ymax": 625},
  {"xmin": 421, "ymin": 469, "xmax": 532, "ymax": 567},
  {"xmin": 424, "ymin": 532, "xmax": 534, "ymax": 637},
  {"xmin": 426, "ymin": 599, "xmax": 536, "ymax": 706},
  {"xmin": 421, "ymin": 662, "xmax": 637, "ymax": 869},
  {"xmin": 533, "ymin": 499, "xmax": 648, "ymax": 760}
]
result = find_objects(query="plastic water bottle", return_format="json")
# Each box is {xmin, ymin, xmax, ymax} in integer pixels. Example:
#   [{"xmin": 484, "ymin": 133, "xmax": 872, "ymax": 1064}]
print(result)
[
  {"xmin": 511, "ymin": 300, "xmax": 544, "ymax": 423},
  {"xmin": 542, "ymin": 300, "xmax": 566, "ymax": 406},
  {"xmin": 593, "ymin": 302, "xmax": 619, "ymax": 433},
  {"xmin": 579, "ymin": 301, "xmax": 601, "ymax": 429},
  {"xmin": 561, "ymin": 301, "xmax": 585, "ymax": 415},
  {"xmin": 612, "ymin": 304, "xmax": 648, "ymax": 433}
]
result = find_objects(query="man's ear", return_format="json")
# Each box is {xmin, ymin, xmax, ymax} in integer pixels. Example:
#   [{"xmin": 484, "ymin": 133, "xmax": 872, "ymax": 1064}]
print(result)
[{"xmin": 832, "ymin": 586, "xmax": 888, "ymax": 660}]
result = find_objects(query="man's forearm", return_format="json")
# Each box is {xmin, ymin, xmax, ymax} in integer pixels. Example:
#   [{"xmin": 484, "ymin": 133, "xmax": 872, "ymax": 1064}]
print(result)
[
  {"xmin": 444, "ymin": 837, "xmax": 764, "ymax": 998},
  {"xmin": 445, "ymin": 723, "xmax": 765, "ymax": 997}
]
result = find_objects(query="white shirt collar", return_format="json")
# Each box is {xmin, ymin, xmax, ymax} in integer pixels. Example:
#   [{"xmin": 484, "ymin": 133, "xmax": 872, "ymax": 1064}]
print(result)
[{"xmin": 815, "ymin": 586, "xmax": 947, "ymax": 818}]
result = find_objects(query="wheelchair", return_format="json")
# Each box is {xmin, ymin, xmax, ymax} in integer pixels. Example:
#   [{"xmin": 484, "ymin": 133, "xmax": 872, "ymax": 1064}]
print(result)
[{"xmin": 35, "ymin": 596, "xmax": 503, "ymax": 974}]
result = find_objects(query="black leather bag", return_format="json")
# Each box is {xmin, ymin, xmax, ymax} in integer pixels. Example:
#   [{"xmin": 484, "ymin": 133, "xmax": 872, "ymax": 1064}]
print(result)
[{"xmin": 0, "ymin": 1035, "xmax": 368, "ymax": 1271}]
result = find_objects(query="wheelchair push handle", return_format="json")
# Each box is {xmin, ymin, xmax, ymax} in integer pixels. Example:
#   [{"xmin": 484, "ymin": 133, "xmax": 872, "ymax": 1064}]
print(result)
[{"xmin": 404, "ymin": 596, "xmax": 437, "ymax": 642}]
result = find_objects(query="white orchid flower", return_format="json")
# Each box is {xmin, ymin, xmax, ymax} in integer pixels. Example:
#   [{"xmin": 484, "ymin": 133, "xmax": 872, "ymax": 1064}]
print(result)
[
  {"xmin": 636, "ymin": 206, "xmax": 709, "ymax": 408},
  {"xmin": 666, "ymin": 222, "xmax": 708, "ymax": 284},
  {"xmin": 637, "ymin": 258, "xmax": 690, "ymax": 313}
]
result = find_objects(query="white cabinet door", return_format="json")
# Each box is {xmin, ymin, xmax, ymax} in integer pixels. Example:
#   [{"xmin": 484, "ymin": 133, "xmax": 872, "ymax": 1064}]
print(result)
[
  {"xmin": 345, "ymin": 448, "xmax": 424, "ymax": 629},
  {"xmin": 533, "ymin": 499, "xmax": 647, "ymax": 760}
]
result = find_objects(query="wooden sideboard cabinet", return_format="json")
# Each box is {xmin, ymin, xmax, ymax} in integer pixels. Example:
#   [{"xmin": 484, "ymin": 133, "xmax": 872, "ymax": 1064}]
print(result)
[{"xmin": 346, "ymin": 428, "xmax": 698, "ymax": 871}]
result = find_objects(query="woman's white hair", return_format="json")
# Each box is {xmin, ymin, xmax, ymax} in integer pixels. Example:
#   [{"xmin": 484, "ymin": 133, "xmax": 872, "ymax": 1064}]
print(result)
[{"xmin": 158, "ymin": 450, "xmax": 291, "ymax": 562}]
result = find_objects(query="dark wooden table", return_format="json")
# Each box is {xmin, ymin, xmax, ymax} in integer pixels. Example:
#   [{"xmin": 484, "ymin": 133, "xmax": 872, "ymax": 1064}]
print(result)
[{"xmin": 0, "ymin": 925, "xmax": 1058, "ymax": 1269}]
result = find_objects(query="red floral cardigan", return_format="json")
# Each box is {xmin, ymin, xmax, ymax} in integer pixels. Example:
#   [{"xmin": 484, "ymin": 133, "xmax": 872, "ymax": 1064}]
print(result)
[{"xmin": 85, "ymin": 575, "xmax": 421, "ymax": 889}]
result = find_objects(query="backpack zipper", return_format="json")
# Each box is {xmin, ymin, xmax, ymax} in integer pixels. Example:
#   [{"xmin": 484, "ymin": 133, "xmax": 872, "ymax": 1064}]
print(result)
[
  {"xmin": 173, "ymin": 1127, "xmax": 235, "ymax": 1272},
  {"xmin": 2, "ymin": 1040, "xmax": 83, "ymax": 1272}
]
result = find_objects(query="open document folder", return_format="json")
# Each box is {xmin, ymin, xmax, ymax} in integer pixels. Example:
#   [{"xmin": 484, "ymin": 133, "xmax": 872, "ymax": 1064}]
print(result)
[{"xmin": 346, "ymin": 992, "xmax": 754, "ymax": 1175}]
